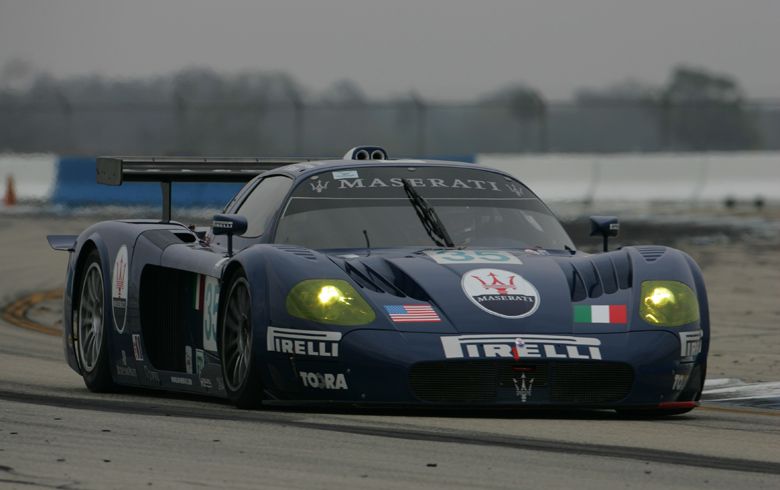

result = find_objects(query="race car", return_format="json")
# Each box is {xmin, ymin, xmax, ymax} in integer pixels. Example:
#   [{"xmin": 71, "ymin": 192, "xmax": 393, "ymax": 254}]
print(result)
[{"xmin": 47, "ymin": 146, "xmax": 709, "ymax": 415}]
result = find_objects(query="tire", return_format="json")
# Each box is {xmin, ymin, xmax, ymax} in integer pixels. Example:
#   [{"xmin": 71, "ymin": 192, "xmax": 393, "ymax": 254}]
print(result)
[
  {"xmin": 75, "ymin": 249, "xmax": 114, "ymax": 392},
  {"xmin": 220, "ymin": 270, "xmax": 263, "ymax": 409}
]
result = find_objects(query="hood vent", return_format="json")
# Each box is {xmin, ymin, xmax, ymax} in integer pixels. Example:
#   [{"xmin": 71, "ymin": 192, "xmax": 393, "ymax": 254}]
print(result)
[
  {"xmin": 635, "ymin": 246, "xmax": 667, "ymax": 262},
  {"xmin": 331, "ymin": 256, "xmax": 430, "ymax": 301},
  {"xmin": 556, "ymin": 250, "xmax": 633, "ymax": 301},
  {"xmin": 271, "ymin": 244, "xmax": 317, "ymax": 261},
  {"xmin": 343, "ymin": 260, "xmax": 405, "ymax": 297}
]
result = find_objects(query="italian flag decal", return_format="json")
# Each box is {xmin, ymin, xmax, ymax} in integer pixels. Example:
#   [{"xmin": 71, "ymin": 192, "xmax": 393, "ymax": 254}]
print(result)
[{"xmin": 574, "ymin": 304, "xmax": 627, "ymax": 324}]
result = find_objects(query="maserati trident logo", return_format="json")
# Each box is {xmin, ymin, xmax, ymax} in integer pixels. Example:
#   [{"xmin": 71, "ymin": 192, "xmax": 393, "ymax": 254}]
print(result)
[
  {"xmin": 473, "ymin": 271, "xmax": 516, "ymax": 295},
  {"xmin": 461, "ymin": 268, "xmax": 539, "ymax": 318},
  {"xmin": 513, "ymin": 373, "xmax": 533, "ymax": 402},
  {"xmin": 310, "ymin": 180, "xmax": 329, "ymax": 193},
  {"xmin": 505, "ymin": 182, "xmax": 525, "ymax": 197}
]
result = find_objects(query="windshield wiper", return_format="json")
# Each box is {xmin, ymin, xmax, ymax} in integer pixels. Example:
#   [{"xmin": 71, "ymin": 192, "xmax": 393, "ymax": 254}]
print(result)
[{"xmin": 402, "ymin": 179, "xmax": 455, "ymax": 248}]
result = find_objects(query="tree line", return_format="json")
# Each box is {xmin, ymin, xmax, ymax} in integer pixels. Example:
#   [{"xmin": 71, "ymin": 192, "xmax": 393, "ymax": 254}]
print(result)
[{"xmin": 0, "ymin": 61, "xmax": 773, "ymax": 155}]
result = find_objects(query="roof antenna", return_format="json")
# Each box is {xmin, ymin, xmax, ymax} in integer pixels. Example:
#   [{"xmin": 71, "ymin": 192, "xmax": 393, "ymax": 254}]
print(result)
[{"xmin": 362, "ymin": 229, "xmax": 371, "ymax": 256}]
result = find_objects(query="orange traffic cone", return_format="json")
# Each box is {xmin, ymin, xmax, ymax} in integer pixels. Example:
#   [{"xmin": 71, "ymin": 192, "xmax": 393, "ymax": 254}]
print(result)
[{"xmin": 4, "ymin": 175, "xmax": 17, "ymax": 206}]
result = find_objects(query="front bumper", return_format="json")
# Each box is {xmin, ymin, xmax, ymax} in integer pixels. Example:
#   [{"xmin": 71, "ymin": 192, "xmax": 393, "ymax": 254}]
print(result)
[{"xmin": 264, "ymin": 328, "xmax": 705, "ymax": 408}]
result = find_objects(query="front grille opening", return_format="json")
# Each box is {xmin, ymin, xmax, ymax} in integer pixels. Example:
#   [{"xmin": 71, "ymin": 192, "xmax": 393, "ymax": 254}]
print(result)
[{"xmin": 409, "ymin": 360, "xmax": 633, "ymax": 404}]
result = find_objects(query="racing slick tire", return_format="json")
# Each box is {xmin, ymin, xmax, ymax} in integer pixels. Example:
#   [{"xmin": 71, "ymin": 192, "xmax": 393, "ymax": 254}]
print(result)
[
  {"xmin": 220, "ymin": 269, "xmax": 264, "ymax": 409},
  {"xmin": 75, "ymin": 249, "xmax": 115, "ymax": 392}
]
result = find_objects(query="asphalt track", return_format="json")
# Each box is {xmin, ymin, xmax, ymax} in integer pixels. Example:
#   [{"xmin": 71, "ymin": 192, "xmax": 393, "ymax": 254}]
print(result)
[{"xmin": 1, "ymin": 215, "xmax": 779, "ymax": 489}]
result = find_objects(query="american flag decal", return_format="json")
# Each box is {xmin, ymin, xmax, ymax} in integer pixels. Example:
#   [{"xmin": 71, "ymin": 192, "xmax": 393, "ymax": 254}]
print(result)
[{"xmin": 384, "ymin": 304, "xmax": 441, "ymax": 323}]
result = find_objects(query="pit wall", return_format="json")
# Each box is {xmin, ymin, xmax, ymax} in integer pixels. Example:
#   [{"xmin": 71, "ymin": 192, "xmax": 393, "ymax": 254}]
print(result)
[{"xmin": 1, "ymin": 152, "xmax": 778, "ymax": 207}]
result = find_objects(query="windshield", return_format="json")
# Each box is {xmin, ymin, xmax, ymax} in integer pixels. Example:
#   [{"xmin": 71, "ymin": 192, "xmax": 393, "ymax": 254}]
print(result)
[{"xmin": 273, "ymin": 166, "xmax": 574, "ymax": 250}]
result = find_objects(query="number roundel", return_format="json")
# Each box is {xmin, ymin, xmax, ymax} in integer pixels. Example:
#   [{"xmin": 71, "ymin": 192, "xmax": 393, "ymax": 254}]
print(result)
[
  {"xmin": 202, "ymin": 277, "xmax": 220, "ymax": 352},
  {"xmin": 423, "ymin": 250, "xmax": 523, "ymax": 265}
]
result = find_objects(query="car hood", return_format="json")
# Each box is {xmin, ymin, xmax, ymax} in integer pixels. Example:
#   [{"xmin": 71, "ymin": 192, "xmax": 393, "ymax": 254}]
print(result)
[{"xmin": 327, "ymin": 249, "xmax": 634, "ymax": 335}]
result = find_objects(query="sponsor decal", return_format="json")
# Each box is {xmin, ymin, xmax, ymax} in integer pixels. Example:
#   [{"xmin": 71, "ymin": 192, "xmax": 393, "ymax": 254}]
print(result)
[
  {"xmin": 461, "ymin": 268, "xmax": 539, "ymax": 319},
  {"xmin": 267, "ymin": 327, "xmax": 341, "ymax": 358},
  {"xmin": 299, "ymin": 371, "xmax": 348, "ymax": 390},
  {"xmin": 132, "ymin": 334, "xmax": 143, "ymax": 361},
  {"xmin": 215, "ymin": 377, "xmax": 225, "ymax": 392},
  {"xmin": 424, "ymin": 250, "xmax": 522, "ymax": 265},
  {"xmin": 199, "ymin": 276, "xmax": 219, "ymax": 352},
  {"xmin": 332, "ymin": 170, "xmax": 359, "ymax": 180},
  {"xmin": 673, "ymin": 373, "xmax": 689, "ymax": 391},
  {"xmin": 384, "ymin": 304, "xmax": 441, "ymax": 323},
  {"xmin": 116, "ymin": 350, "xmax": 136, "ymax": 378},
  {"xmin": 185, "ymin": 346, "xmax": 193, "ymax": 375},
  {"xmin": 195, "ymin": 349, "xmax": 205, "ymax": 376},
  {"xmin": 111, "ymin": 245, "xmax": 129, "ymax": 333},
  {"xmin": 212, "ymin": 220, "xmax": 234, "ymax": 230},
  {"xmin": 310, "ymin": 180, "xmax": 329, "ymax": 193},
  {"xmin": 200, "ymin": 377, "xmax": 213, "ymax": 389},
  {"xmin": 170, "ymin": 376, "xmax": 193, "ymax": 386},
  {"xmin": 679, "ymin": 330, "xmax": 703, "ymax": 359},
  {"xmin": 573, "ymin": 305, "xmax": 627, "ymax": 324},
  {"xmin": 142, "ymin": 365, "xmax": 160, "ymax": 385},
  {"xmin": 441, "ymin": 334, "xmax": 602, "ymax": 360},
  {"xmin": 512, "ymin": 373, "xmax": 533, "ymax": 402},
  {"xmin": 331, "ymin": 177, "xmax": 503, "ymax": 191}
]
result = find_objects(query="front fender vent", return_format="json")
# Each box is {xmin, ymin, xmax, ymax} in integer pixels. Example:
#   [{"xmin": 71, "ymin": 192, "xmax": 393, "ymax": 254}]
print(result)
[
  {"xmin": 271, "ymin": 244, "xmax": 317, "ymax": 261},
  {"xmin": 635, "ymin": 246, "xmax": 667, "ymax": 262}
]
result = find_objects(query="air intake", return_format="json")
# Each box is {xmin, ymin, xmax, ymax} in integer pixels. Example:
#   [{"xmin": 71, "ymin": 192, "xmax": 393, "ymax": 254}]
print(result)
[
  {"xmin": 343, "ymin": 146, "xmax": 388, "ymax": 161},
  {"xmin": 556, "ymin": 250, "xmax": 633, "ymax": 301}
]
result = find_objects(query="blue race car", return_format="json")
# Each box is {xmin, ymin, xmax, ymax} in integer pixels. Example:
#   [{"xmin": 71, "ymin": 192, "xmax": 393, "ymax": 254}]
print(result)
[{"xmin": 48, "ymin": 146, "xmax": 708, "ymax": 415}]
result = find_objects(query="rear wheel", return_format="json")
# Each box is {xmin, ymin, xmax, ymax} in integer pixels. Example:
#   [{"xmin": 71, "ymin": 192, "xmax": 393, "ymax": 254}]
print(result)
[
  {"xmin": 75, "ymin": 250, "xmax": 114, "ymax": 392},
  {"xmin": 221, "ymin": 271, "xmax": 263, "ymax": 408}
]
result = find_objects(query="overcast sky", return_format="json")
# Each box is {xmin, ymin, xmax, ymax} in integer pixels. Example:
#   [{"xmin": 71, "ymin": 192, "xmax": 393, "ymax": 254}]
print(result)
[{"xmin": 0, "ymin": 0, "xmax": 777, "ymax": 100}]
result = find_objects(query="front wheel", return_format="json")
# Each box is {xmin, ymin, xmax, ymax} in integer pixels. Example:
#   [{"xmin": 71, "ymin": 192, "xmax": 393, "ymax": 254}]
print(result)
[
  {"xmin": 220, "ymin": 271, "xmax": 263, "ymax": 409},
  {"xmin": 75, "ymin": 250, "xmax": 114, "ymax": 392}
]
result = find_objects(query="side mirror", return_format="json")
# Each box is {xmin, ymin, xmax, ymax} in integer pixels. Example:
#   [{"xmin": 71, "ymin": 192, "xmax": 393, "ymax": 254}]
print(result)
[
  {"xmin": 589, "ymin": 215, "xmax": 619, "ymax": 252},
  {"xmin": 212, "ymin": 214, "xmax": 248, "ymax": 257}
]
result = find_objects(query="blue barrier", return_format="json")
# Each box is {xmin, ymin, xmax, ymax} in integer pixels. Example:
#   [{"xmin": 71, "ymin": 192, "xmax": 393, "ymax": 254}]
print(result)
[{"xmin": 51, "ymin": 157, "xmax": 244, "ymax": 207}]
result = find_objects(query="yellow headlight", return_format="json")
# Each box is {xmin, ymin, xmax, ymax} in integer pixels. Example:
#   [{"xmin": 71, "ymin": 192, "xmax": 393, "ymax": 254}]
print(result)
[
  {"xmin": 640, "ymin": 280, "xmax": 699, "ymax": 327},
  {"xmin": 317, "ymin": 285, "xmax": 345, "ymax": 305},
  {"xmin": 286, "ymin": 279, "xmax": 376, "ymax": 326}
]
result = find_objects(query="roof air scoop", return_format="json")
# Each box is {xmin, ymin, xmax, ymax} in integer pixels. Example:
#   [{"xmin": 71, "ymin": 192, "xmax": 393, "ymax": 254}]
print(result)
[{"xmin": 343, "ymin": 146, "xmax": 388, "ymax": 161}]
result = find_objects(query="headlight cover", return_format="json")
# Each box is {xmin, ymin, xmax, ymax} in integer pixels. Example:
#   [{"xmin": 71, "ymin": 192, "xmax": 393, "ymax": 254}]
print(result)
[
  {"xmin": 286, "ymin": 279, "xmax": 376, "ymax": 326},
  {"xmin": 639, "ymin": 280, "xmax": 699, "ymax": 327}
]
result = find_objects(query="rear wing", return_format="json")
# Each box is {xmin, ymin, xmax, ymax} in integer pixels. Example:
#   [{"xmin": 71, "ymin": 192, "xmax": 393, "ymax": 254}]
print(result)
[{"xmin": 96, "ymin": 156, "xmax": 322, "ymax": 221}]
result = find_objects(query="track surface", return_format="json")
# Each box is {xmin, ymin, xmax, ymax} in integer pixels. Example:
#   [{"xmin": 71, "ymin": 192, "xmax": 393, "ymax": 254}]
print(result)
[{"xmin": 1, "ymin": 215, "xmax": 779, "ymax": 489}]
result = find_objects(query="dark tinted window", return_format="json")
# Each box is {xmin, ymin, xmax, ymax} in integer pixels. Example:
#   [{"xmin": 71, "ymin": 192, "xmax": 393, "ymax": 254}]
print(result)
[
  {"xmin": 274, "ymin": 166, "xmax": 573, "ymax": 250},
  {"xmin": 237, "ymin": 175, "xmax": 293, "ymax": 237}
]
